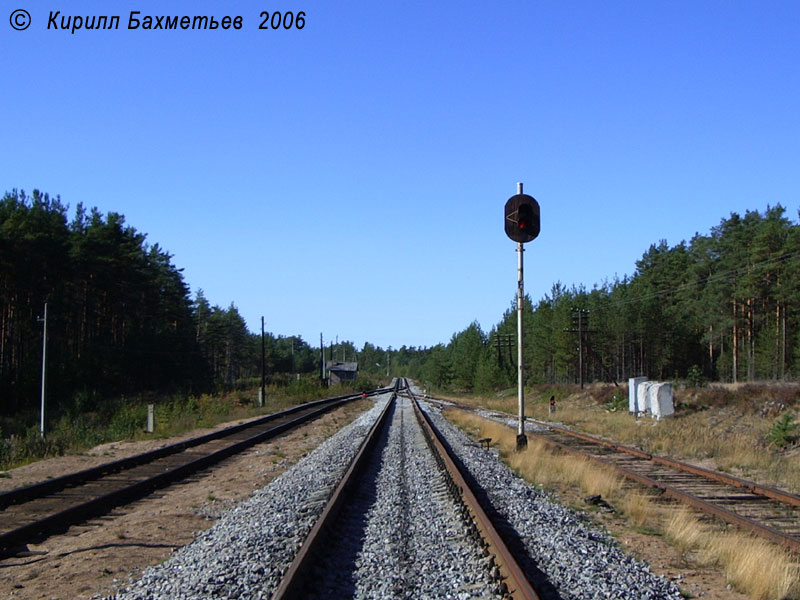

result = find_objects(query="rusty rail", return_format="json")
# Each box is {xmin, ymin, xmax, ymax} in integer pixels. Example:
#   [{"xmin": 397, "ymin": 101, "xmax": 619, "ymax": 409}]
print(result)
[
  {"xmin": 274, "ymin": 380, "xmax": 541, "ymax": 600},
  {"xmin": 407, "ymin": 383, "xmax": 540, "ymax": 600},
  {"xmin": 535, "ymin": 432, "xmax": 800, "ymax": 554},
  {"xmin": 271, "ymin": 388, "xmax": 397, "ymax": 599}
]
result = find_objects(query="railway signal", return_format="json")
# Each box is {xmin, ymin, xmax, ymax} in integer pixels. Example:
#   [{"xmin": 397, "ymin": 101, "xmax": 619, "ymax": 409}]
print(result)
[
  {"xmin": 504, "ymin": 183, "xmax": 540, "ymax": 451},
  {"xmin": 504, "ymin": 192, "xmax": 540, "ymax": 243}
]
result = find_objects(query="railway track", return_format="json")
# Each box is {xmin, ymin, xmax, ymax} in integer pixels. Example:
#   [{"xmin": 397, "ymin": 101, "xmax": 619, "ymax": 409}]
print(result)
[
  {"xmin": 272, "ymin": 378, "xmax": 538, "ymax": 600},
  {"xmin": 0, "ymin": 386, "xmax": 389, "ymax": 558},
  {"xmin": 430, "ymin": 396, "xmax": 800, "ymax": 554}
]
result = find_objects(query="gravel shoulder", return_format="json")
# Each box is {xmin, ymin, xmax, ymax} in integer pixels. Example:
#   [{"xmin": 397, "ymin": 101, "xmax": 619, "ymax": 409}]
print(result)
[{"xmin": 0, "ymin": 399, "xmax": 373, "ymax": 600}]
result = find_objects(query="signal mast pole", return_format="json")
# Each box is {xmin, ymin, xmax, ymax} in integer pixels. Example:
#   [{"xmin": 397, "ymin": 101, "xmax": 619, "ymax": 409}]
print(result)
[
  {"xmin": 516, "ymin": 183, "xmax": 526, "ymax": 449},
  {"xmin": 503, "ymin": 181, "xmax": 540, "ymax": 451}
]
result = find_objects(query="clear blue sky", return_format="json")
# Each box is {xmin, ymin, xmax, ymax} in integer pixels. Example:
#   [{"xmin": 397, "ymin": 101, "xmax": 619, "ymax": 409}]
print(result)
[{"xmin": 3, "ymin": 1, "xmax": 799, "ymax": 349}]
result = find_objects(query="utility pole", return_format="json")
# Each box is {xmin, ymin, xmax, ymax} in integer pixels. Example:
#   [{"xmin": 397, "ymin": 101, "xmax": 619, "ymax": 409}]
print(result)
[
  {"xmin": 260, "ymin": 317, "xmax": 266, "ymax": 406},
  {"xmin": 492, "ymin": 333, "xmax": 514, "ymax": 368},
  {"xmin": 320, "ymin": 333, "xmax": 325, "ymax": 383},
  {"xmin": 577, "ymin": 309, "xmax": 584, "ymax": 389},
  {"xmin": 565, "ymin": 308, "xmax": 593, "ymax": 388},
  {"xmin": 37, "ymin": 303, "xmax": 48, "ymax": 438}
]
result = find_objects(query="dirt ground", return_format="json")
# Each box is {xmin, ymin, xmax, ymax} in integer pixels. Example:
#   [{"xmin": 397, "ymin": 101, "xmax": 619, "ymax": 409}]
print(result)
[{"xmin": 0, "ymin": 399, "xmax": 373, "ymax": 600}]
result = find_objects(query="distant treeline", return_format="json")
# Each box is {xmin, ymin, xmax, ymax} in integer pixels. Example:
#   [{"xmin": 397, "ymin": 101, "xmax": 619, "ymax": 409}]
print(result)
[
  {"xmin": 372, "ymin": 205, "xmax": 800, "ymax": 392},
  {"xmin": 0, "ymin": 190, "xmax": 318, "ymax": 423},
  {"xmin": 4, "ymin": 189, "xmax": 799, "ymax": 425}
]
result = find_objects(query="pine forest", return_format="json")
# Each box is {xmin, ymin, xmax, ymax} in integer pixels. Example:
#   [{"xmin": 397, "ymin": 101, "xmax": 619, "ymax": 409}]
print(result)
[{"xmin": 2, "ymin": 188, "xmax": 800, "ymax": 431}]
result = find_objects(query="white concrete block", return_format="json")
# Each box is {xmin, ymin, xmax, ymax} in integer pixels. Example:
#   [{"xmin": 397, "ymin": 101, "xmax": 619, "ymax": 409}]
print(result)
[
  {"xmin": 628, "ymin": 377, "xmax": 647, "ymax": 413},
  {"xmin": 637, "ymin": 381, "xmax": 655, "ymax": 414},
  {"xmin": 651, "ymin": 382, "xmax": 674, "ymax": 419}
]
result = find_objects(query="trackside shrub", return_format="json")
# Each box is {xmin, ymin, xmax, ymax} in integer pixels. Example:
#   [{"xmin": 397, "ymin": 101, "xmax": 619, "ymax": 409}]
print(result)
[
  {"xmin": 109, "ymin": 403, "xmax": 147, "ymax": 439},
  {"xmin": 605, "ymin": 391, "xmax": 627, "ymax": 412},
  {"xmin": 768, "ymin": 412, "xmax": 797, "ymax": 448},
  {"xmin": 0, "ymin": 426, "xmax": 11, "ymax": 467},
  {"xmin": 687, "ymin": 364, "xmax": 705, "ymax": 388}
]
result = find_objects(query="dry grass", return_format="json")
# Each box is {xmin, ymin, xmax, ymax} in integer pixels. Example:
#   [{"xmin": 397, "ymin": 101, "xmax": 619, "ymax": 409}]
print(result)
[
  {"xmin": 703, "ymin": 533, "xmax": 798, "ymax": 600},
  {"xmin": 444, "ymin": 407, "xmax": 800, "ymax": 600},
  {"xmin": 663, "ymin": 507, "xmax": 708, "ymax": 556},
  {"xmin": 447, "ymin": 383, "xmax": 800, "ymax": 493},
  {"xmin": 448, "ymin": 408, "xmax": 623, "ymax": 499},
  {"xmin": 621, "ymin": 492, "xmax": 661, "ymax": 529},
  {"xmin": 664, "ymin": 508, "xmax": 798, "ymax": 600}
]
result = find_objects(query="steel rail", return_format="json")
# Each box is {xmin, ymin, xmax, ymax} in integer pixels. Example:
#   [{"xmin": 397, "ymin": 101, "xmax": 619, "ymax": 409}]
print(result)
[
  {"xmin": 0, "ymin": 387, "xmax": 388, "ymax": 557},
  {"xmin": 429, "ymin": 397, "xmax": 800, "ymax": 554},
  {"xmin": 407, "ymin": 382, "xmax": 540, "ymax": 600},
  {"xmin": 271, "ymin": 384, "xmax": 398, "ymax": 600}
]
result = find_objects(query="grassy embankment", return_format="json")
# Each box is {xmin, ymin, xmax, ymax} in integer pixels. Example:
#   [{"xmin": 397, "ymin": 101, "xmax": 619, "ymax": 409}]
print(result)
[
  {"xmin": 443, "ymin": 382, "xmax": 800, "ymax": 600},
  {"xmin": 0, "ymin": 375, "xmax": 382, "ymax": 472}
]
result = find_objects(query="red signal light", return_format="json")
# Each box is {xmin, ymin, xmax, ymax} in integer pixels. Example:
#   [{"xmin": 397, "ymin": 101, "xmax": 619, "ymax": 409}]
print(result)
[{"xmin": 517, "ymin": 204, "xmax": 533, "ymax": 232}]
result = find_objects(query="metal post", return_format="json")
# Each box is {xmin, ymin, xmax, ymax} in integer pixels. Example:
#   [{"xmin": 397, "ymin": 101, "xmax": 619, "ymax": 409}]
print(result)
[
  {"xmin": 320, "ymin": 333, "xmax": 325, "ymax": 383},
  {"xmin": 39, "ymin": 302, "xmax": 47, "ymax": 438},
  {"xmin": 260, "ymin": 317, "xmax": 266, "ymax": 407},
  {"xmin": 578, "ymin": 309, "xmax": 584, "ymax": 389},
  {"xmin": 516, "ymin": 182, "xmax": 527, "ymax": 450}
]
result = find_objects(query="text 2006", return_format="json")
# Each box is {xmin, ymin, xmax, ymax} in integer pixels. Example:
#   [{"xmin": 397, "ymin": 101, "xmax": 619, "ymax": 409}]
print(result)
[{"xmin": 259, "ymin": 11, "xmax": 305, "ymax": 29}]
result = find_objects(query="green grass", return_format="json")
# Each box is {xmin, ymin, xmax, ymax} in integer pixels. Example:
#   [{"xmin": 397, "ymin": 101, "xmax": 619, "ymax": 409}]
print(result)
[{"xmin": 0, "ymin": 374, "xmax": 384, "ymax": 471}]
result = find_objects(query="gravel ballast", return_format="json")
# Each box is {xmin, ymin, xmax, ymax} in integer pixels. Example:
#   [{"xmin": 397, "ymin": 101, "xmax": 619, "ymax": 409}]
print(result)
[
  {"xmin": 419, "ymin": 396, "xmax": 683, "ymax": 600},
  {"xmin": 305, "ymin": 395, "xmax": 501, "ymax": 600}
]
